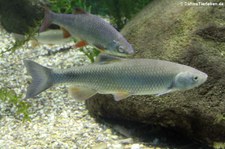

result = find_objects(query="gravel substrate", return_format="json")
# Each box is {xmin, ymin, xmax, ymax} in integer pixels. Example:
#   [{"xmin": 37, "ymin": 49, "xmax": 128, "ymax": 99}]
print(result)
[{"xmin": 0, "ymin": 29, "xmax": 152, "ymax": 149}]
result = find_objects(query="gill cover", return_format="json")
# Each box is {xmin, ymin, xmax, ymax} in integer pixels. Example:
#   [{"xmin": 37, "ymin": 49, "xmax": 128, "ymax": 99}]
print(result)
[
  {"xmin": 173, "ymin": 71, "xmax": 200, "ymax": 90},
  {"xmin": 108, "ymin": 39, "xmax": 134, "ymax": 56}
]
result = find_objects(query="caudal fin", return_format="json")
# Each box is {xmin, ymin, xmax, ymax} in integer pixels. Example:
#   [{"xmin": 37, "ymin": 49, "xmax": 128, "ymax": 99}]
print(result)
[
  {"xmin": 23, "ymin": 60, "xmax": 53, "ymax": 99},
  {"xmin": 39, "ymin": 7, "xmax": 53, "ymax": 32}
]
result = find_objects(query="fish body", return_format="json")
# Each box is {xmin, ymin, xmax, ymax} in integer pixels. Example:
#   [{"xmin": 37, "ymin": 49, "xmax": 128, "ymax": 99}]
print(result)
[
  {"xmin": 40, "ymin": 8, "xmax": 134, "ymax": 56},
  {"xmin": 24, "ymin": 55, "xmax": 207, "ymax": 101}
]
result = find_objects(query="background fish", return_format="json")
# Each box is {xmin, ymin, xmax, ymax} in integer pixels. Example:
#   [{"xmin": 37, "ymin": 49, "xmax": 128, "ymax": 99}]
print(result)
[
  {"xmin": 40, "ymin": 8, "xmax": 134, "ymax": 56},
  {"xmin": 12, "ymin": 29, "xmax": 73, "ymax": 47},
  {"xmin": 33, "ymin": 29, "xmax": 73, "ymax": 45},
  {"xmin": 23, "ymin": 55, "xmax": 207, "ymax": 101}
]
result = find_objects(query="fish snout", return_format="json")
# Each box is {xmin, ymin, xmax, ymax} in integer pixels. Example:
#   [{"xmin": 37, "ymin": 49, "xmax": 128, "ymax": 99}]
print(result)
[
  {"xmin": 202, "ymin": 72, "xmax": 208, "ymax": 83},
  {"xmin": 126, "ymin": 44, "xmax": 135, "ymax": 55},
  {"xmin": 127, "ymin": 48, "xmax": 135, "ymax": 55},
  {"xmin": 197, "ymin": 71, "xmax": 208, "ymax": 87},
  {"xmin": 110, "ymin": 39, "xmax": 135, "ymax": 56}
]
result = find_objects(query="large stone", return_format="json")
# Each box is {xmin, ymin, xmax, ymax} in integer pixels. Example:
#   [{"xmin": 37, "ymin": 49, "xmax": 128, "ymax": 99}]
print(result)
[
  {"xmin": 85, "ymin": 0, "xmax": 225, "ymax": 144},
  {"xmin": 0, "ymin": 0, "xmax": 44, "ymax": 34}
]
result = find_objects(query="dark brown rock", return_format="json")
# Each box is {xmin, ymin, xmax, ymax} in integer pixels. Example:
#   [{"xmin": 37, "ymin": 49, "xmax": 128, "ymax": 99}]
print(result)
[
  {"xmin": 85, "ymin": 0, "xmax": 225, "ymax": 144},
  {"xmin": 196, "ymin": 25, "xmax": 225, "ymax": 42},
  {"xmin": 0, "ymin": 0, "xmax": 44, "ymax": 34}
]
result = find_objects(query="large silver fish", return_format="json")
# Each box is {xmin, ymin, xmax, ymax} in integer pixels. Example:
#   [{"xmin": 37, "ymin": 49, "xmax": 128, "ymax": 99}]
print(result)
[
  {"xmin": 23, "ymin": 55, "xmax": 208, "ymax": 101},
  {"xmin": 40, "ymin": 8, "xmax": 134, "ymax": 56}
]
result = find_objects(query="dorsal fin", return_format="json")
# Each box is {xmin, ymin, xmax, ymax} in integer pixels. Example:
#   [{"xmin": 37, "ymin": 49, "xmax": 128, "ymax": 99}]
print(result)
[
  {"xmin": 73, "ymin": 8, "xmax": 87, "ymax": 15},
  {"xmin": 95, "ymin": 54, "xmax": 124, "ymax": 64}
]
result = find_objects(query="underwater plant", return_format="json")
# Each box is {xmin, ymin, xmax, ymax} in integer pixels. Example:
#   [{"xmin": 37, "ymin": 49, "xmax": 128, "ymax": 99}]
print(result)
[
  {"xmin": 79, "ymin": 47, "xmax": 100, "ymax": 63},
  {"xmin": 49, "ymin": 0, "xmax": 153, "ymax": 30},
  {"xmin": 86, "ymin": 0, "xmax": 153, "ymax": 30},
  {"xmin": 1, "ymin": 24, "xmax": 39, "ymax": 57},
  {"xmin": 0, "ymin": 88, "xmax": 30, "ymax": 122},
  {"xmin": 0, "ymin": 0, "xmax": 42, "ymax": 34},
  {"xmin": 49, "ymin": 0, "xmax": 91, "ymax": 13}
]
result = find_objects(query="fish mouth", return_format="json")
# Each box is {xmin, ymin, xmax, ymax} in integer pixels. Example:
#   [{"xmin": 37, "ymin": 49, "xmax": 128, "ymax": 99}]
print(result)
[
  {"xmin": 119, "ymin": 48, "xmax": 136, "ymax": 57},
  {"xmin": 199, "ymin": 72, "xmax": 208, "ymax": 86},
  {"xmin": 125, "ymin": 46, "xmax": 135, "ymax": 55},
  {"xmin": 203, "ymin": 73, "xmax": 208, "ymax": 82},
  {"xmin": 127, "ymin": 50, "xmax": 135, "ymax": 55}
]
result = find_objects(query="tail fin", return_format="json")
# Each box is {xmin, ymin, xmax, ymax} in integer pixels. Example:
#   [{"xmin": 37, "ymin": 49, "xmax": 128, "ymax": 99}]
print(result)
[
  {"xmin": 39, "ymin": 7, "xmax": 53, "ymax": 32},
  {"xmin": 23, "ymin": 60, "xmax": 53, "ymax": 99}
]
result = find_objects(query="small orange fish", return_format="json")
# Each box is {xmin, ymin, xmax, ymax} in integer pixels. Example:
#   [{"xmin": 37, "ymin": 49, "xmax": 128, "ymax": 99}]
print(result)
[{"xmin": 40, "ymin": 7, "xmax": 134, "ymax": 56}]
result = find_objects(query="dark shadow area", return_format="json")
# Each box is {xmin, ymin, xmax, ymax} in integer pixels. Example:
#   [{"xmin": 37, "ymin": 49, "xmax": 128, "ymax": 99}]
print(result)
[{"xmin": 96, "ymin": 117, "xmax": 213, "ymax": 149}]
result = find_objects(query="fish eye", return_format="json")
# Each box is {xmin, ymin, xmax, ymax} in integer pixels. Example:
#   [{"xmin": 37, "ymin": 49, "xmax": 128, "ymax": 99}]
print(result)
[
  {"xmin": 118, "ymin": 46, "xmax": 125, "ymax": 53},
  {"xmin": 193, "ymin": 76, "xmax": 198, "ymax": 81}
]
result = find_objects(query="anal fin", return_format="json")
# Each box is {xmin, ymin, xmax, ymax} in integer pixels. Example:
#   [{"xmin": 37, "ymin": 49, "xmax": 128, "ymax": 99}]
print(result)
[
  {"xmin": 75, "ymin": 40, "xmax": 88, "ymax": 48},
  {"xmin": 61, "ymin": 27, "xmax": 72, "ymax": 38},
  {"xmin": 68, "ymin": 86, "xmax": 96, "ymax": 101},
  {"xmin": 113, "ymin": 92, "xmax": 130, "ymax": 101}
]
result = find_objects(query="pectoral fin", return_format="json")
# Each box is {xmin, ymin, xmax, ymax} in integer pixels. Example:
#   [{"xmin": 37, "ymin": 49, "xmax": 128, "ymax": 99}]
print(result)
[
  {"xmin": 113, "ymin": 92, "xmax": 130, "ymax": 101},
  {"xmin": 155, "ymin": 90, "xmax": 173, "ymax": 96},
  {"xmin": 156, "ymin": 81, "xmax": 176, "ymax": 96},
  {"xmin": 75, "ymin": 40, "xmax": 88, "ymax": 48},
  {"xmin": 68, "ymin": 86, "xmax": 96, "ymax": 101},
  {"xmin": 94, "ymin": 44, "xmax": 105, "ymax": 51}
]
